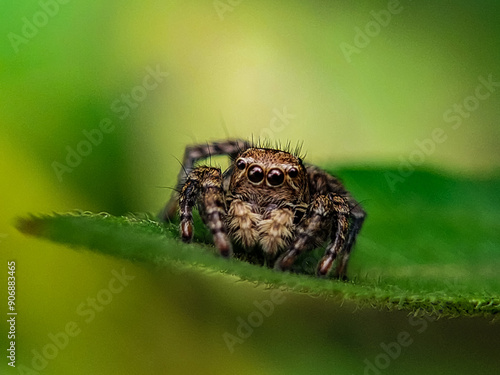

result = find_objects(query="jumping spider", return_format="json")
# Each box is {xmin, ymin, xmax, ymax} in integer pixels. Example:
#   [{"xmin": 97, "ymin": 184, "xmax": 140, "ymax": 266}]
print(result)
[{"xmin": 161, "ymin": 139, "xmax": 365, "ymax": 279}]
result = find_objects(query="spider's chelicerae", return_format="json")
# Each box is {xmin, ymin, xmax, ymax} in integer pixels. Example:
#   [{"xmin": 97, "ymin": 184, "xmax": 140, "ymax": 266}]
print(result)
[{"xmin": 161, "ymin": 139, "xmax": 366, "ymax": 279}]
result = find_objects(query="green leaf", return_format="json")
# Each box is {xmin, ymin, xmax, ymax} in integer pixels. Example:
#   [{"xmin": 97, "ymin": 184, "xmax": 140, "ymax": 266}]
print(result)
[{"xmin": 16, "ymin": 168, "xmax": 500, "ymax": 318}]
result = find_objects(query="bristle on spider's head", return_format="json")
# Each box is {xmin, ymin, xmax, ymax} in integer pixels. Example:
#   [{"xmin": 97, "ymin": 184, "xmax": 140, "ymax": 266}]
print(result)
[{"xmin": 247, "ymin": 136, "xmax": 306, "ymax": 160}]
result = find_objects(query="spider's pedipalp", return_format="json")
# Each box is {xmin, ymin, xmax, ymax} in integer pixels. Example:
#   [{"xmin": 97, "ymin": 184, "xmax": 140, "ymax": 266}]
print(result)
[
  {"xmin": 258, "ymin": 207, "xmax": 294, "ymax": 256},
  {"xmin": 226, "ymin": 199, "xmax": 260, "ymax": 248}
]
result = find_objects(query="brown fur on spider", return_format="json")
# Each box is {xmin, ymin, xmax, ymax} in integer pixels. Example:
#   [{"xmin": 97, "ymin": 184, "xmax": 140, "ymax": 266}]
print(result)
[{"xmin": 161, "ymin": 139, "xmax": 365, "ymax": 279}]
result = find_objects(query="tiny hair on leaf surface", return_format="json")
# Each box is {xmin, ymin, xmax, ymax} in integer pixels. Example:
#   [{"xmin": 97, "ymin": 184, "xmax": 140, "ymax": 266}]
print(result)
[{"xmin": 16, "ymin": 168, "xmax": 500, "ymax": 318}]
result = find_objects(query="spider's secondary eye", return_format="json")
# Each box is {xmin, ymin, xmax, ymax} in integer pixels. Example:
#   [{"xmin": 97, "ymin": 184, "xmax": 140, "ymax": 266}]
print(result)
[
  {"xmin": 248, "ymin": 165, "xmax": 264, "ymax": 183},
  {"xmin": 236, "ymin": 159, "xmax": 246, "ymax": 170},
  {"xmin": 288, "ymin": 167, "xmax": 298, "ymax": 178},
  {"xmin": 267, "ymin": 168, "xmax": 284, "ymax": 186}
]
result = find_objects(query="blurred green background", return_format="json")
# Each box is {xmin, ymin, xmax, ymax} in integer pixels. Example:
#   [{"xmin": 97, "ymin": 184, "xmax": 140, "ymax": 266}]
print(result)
[{"xmin": 1, "ymin": 1, "xmax": 500, "ymax": 374}]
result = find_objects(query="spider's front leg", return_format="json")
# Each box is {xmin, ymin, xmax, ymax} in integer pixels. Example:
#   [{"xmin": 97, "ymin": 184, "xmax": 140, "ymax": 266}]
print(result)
[
  {"xmin": 331, "ymin": 202, "xmax": 365, "ymax": 279},
  {"xmin": 299, "ymin": 166, "xmax": 366, "ymax": 279},
  {"xmin": 275, "ymin": 194, "xmax": 350, "ymax": 276},
  {"xmin": 275, "ymin": 193, "xmax": 354, "ymax": 278},
  {"xmin": 179, "ymin": 166, "xmax": 232, "ymax": 257},
  {"xmin": 316, "ymin": 194, "xmax": 351, "ymax": 278},
  {"xmin": 161, "ymin": 139, "xmax": 249, "ymax": 221}
]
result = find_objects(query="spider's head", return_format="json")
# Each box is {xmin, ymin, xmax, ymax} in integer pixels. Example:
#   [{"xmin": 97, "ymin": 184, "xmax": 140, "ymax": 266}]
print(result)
[{"xmin": 229, "ymin": 148, "xmax": 309, "ymax": 205}]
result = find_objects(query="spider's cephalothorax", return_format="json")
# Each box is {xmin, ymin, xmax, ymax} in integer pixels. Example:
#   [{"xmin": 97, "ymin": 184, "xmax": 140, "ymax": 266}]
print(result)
[{"xmin": 161, "ymin": 139, "xmax": 366, "ymax": 279}]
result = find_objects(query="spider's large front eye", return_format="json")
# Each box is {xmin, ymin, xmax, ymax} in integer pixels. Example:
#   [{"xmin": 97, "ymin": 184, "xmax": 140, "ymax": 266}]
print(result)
[
  {"xmin": 267, "ymin": 168, "xmax": 284, "ymax": 186},
  {"xmin": 236, "ymin": 159, "xmax": 246, "ymax": 170},
  {"xmin": 247, "ymin": 165, "xmax": 264, "ymax": 183}
]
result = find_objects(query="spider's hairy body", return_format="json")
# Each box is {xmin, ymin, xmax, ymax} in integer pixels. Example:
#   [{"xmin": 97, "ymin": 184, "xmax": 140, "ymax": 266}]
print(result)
[
  {"xmin": 225, "ymin": 147, "xmax": 308, "ymax": 256},
  {"xmin": 162, "ymin": 139, "xmax": 366, "ymax": 279}
]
